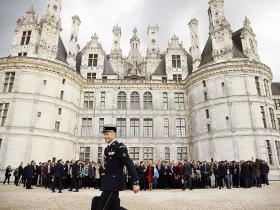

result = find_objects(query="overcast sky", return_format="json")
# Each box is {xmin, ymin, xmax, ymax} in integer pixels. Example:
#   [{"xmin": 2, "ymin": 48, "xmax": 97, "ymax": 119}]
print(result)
[{"xmin": 0, "ymin": 0, "xmax": 279, "ymax": 81}]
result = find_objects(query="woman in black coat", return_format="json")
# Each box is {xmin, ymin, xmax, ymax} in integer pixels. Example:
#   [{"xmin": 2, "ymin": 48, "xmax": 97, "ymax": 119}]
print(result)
[{"xmin": 3, "ymin": 165, "xmax": 12, "ymax": 184}]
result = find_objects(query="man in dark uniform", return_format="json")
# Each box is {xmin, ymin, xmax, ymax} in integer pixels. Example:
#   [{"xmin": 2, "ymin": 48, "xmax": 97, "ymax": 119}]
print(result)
[
  {"xmin": 52, "ymin": 159, "xmax": 65, "ymax": 193},
  {"xmin": 96, "ymin": 125, "xmax": 140, "ymax": 210},
  {"xmin": 26, "ymin": 161, "xmax": 35, "ymax": 189},
  {"xmin": 71, "ymin": 160, "xmax": 81, "ymax": 192}
]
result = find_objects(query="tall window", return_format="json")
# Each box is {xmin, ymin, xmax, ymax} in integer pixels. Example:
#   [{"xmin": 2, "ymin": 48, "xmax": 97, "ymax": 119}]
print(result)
[
  {"xmin": 131, "ymin": 92, "xmax": 140, "ymax": 109},
  {"xmin": 98, "ymin": 147, "xmax": 103, "ymax": 162},
  {"xmin": 60, "ymin": 91, "xmax": 64, "ymax": 100},
  {"xmin": 0, "ymin": 103, "xmax": 9, "ymax": 127},
  {"xmin": 129, "ymin": 147, "xmax": 139, "ymax": 161},
  {"xmin": 165, "ymin": 147, "xmax": 170, "ymax": 161},
  {"xmin": 173, "ymin": 74, "xmax": 182, "ymax": 82},
  {"xmin": 81, "ymin": 118, "xmax": 93, "ymax": 137},
  {"xmin": 221, "ymin": 82, "xmax": 226, "ymax": 95},
  {"xmin": 87, "ymin": 73, "xmax": 96, "ymax": 81},
  {"xmin": 117, "ymin": 118, "xmax": 126, "ymax": 138},
  {"xmin": 99, "ymin": 118, "xmax": 104, "ymax": 134},
  {"xmin": 172, "ymin": 55, "xmax": 181, "ymax": 68},
  {"xmin": 174, "ymin": 93, "xmax": 184, "ymax": 110},
  {"xmin": 84, "ymin": 92, "xmax": 94, "ymax": 109},
  {"xmin": 202, "ymin": 80, "xmax": 206, "ymax": 87},
  {"xmin": 260, "ymin": 106, "xmax": 267, "ymax": 128},
  {"xmin": 275, "ymin": 140, "xmax": 280, "ymax": 165},
  {"xmin": 21, "ymin": 31, "xmax": 31, "ymax": 45},
  {"xmin": 79, "ymin": 147, "xmax": 90, "ymax": 162},
  {"xmin": 277, "ymin": 118, "xmax": 280, "ymax": 130},
  {"xmin": 264, "ymin": 79, "xmax": 270, "ymax": 98},
  {"xmin": 274, "ymin": 99, "xmax": 280, "ymax": 110},
  {"xmin": 55, "ymin": 121, "xmax": 60, "ymax": 132},
  {"xmin": 204, "ymin": 91, "xmax": 208, "ymax": 101},
  {"xmin": 255, "ymin": 76, "xmax": 261, "ymax": 96},
  {"xmin": 130, "ymin": 118, "xmax": 139, "ymax": 137},
  {"xmin": 269, "ymin": 108, "xmax": 276, "ymax": 129},
  {"xmin": 88, "ymin": 54, "xmax": 98, "ymax": 67},
  {"xmin": 117, "ymin": 92, "xmax": 127, "ymax": 109},
  {"xmin": 0, "ymin": 138, "xmax": 2, "ymax": 149},
  {"xmin": 176, "ymin": 118, "xmax": 186, "ymax": 138},
  {"xmin": 163, "ymin": 92, "xmax": 168, "ymax": 110},
  {"xmin": 3, "ymin": 72, "xmax": 15, "ymax": 93},
  {"xmin": 100, "ymin": 92, "xmax": 105, "ymax": 109},
  {"xmin": 143, "ymin": 119, "xmax": 153, "ymax": 137},
  {"xmin": 143, "ymin": 147, "xmax": 153, "ymax": 162},
  {"xmin": 177, "ymin": 147, "xmax": 187, "ymax": 161},
  {"xmin": 207, "ymin": 124, "xmax": 211, "ymax": 132},
  {"xmin": 164, "ymin": 118, "xmax": 169, "ymax": 137},
  {"xmin": 143, "ymin": 92, "xmax": 152, "ymax": 110},
  {"xmin": 206, "ymin": 109, "xmax": 210, "ymax": 119},
  {"xmin": 266, "ymin": 140, "xmax": 273, "ymax": 165}
]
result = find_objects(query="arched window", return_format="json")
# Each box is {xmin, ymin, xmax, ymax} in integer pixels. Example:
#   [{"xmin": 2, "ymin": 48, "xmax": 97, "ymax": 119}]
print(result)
[
  {"xmin": 143, "ymin": 92, "xmax": 152, "ymax": 110},
  {"xmin": 130, "ymin": 92, "xmax": 140, "ymax": 109},
  {"xmin": 117, "ymin": 91, "xmax": 126, "ymax": 109}
]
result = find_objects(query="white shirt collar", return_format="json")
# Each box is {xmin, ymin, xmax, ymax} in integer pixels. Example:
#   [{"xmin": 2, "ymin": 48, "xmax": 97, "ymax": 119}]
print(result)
[{"xmin": 108, "ymin": 138, "xmax": 117, "ymax": 147}]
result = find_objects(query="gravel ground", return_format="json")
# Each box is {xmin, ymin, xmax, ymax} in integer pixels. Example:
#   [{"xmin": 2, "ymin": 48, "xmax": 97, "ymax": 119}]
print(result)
[{"xmin": 0, "ymin": 183, "xmax": 280, "ymax": 210}]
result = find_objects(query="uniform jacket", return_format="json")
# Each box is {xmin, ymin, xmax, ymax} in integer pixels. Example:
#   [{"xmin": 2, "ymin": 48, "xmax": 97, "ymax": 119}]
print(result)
[{"xmin": 101, "ymin": 140, "xmax": 139, "ymax": 191}]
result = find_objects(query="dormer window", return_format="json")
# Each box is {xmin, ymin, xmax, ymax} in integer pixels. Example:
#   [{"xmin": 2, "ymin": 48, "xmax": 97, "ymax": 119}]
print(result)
[
  {"xmin": 88, "ymin": 54, "xmax": 98, "ymax": 67},
  {"xmin": 173, "ymin": 74, "xmax": 182, "ymax": 82},
  {"xmin": 172, "ymin": 55, "xmax": 181, "ymax": 68},
  {"xmin": 21, "ymin": 31, "xmax": 31, "ymax": 45}
]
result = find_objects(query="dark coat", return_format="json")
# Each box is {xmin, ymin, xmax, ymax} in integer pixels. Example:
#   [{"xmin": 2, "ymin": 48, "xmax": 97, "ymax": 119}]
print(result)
[
  {"xmin": 53, "ymin": 163, "xmax": 65, "ymax": 177},
  {"xmin": 18, "ymin": 165, "xmax": 23, "ymax": 176},
  {"xmin": 26, "ymin": 165, "xmax": 35, "ymax": 178},
  {"xmin": 182, "ymin": 163, "xmax": 192, "ymax": 176},
  {"xmin": 100, "ymin": 140, "xmax": 139, "ymax": 192},
  {"xmin": 71, "ymin": 163, "xmax": 80, "ymax": 177},
  {"xmin": 5, "ymin": 167, "xmax": 12, "ymax": 176},
  {"xmin": 218, "ymin": 164, "xmax": 227, "ymax": 177}
]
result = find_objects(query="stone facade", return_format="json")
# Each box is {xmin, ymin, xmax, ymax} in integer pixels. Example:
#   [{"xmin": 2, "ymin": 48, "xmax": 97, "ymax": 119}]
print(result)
[{"xmin": 0, "ymin": 0, "xmax": 280, "ymax": 180}]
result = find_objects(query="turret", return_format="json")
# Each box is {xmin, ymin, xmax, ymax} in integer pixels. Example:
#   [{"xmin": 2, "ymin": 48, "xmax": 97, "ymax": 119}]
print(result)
[
  {"xmin": 208, "ymin": 0, "xmax": 233, "ymax": 62},
  {"xmin": 38, "ymin": 0, "xmax": 62, "ymax": 60},
  {"xmin": 188, "ymin": 18, "xmax": 201, "ymax": 71},
  {"xmin": 241, "ymin": 17, "xmax": 260, "ymax": 62},
  {"xmin": 67, "ymin": 15, "xmax": 81, "ymax": 69}
]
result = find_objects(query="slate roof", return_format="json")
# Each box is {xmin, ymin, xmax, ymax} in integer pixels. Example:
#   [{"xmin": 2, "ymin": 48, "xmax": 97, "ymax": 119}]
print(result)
[
  {"xmin": 272, "ymin": 83, "xmax": 280, "ymax": 95},
  {"xmin": 199, "ymin": 28, "xmax": 247, "ymax": 67},
  {"xmin": 103, "ymin": 55, "xmax": 117, "ymax": 75},
  {"xmin": 56, "ymin": 36, "xmax": 67, "ymax": 63},
  {"xmin": 152, "ymin": 55, "xmax": 166, "ymax": 76}
]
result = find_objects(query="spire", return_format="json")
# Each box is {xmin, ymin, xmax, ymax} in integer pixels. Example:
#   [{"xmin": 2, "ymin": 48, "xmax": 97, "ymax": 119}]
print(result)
[
  {"xmin": 241, "ymin": 16, "xmax": 260, "ymax": 61},
  {"xmin": 147, "ymin": 25, "xmax": 160, "ymax": 57},
  {"xmin": 38, "ymin": 0, "xmax": 63, "ymax": 60},
  {"xmin": 127, "ymin": 27, "xmax": 142, "ymax": 76},
  {"xmin": 67, "ymin": 15, "xmax": 81, "ymax": 69},
  {"xmin": 208, "ymin": 0, "xmax": 233, "ymax": 62},
  {"xmin": 17, "ymin": 6, "xmax": 37, "ymax": 23},
  {"xmin": 130, "ymin": 27, "xmax": 140, "ymax": 50},
  {"xmin": 110, "ymin": 24, "xmax": 122, "ymax": 57},
  {"xmin": 243, "ymin": 16, "xmax": 253, "ymax": 32},
  {"xmin": 42, "ymin": 0, "xmax": 62, "ymax": 27},
  {"xmin": 188, "ymin": 18, "xmax": 201, "ymax": 71}
]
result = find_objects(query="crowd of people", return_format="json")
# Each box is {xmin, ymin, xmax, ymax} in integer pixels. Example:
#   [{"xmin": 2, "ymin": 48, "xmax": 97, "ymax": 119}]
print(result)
[{"xmin": 2, "ymin": 158, "xmax": 270, "ymax": 192}]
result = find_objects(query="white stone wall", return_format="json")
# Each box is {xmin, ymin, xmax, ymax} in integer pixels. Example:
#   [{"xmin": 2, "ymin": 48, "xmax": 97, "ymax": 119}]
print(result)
[
  {"xmin": 0, "ymin": 59, "xmax": 80, "ymax": 169},
  {"xmin": 188, "ymin": 60, "xmax": 280, "ymax": 167}
]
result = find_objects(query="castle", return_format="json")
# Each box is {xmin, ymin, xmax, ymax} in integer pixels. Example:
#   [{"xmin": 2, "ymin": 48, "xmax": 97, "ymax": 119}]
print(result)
[{"xmin": 0, "ymin": 0, "xmax": 280, "ymax": 179}]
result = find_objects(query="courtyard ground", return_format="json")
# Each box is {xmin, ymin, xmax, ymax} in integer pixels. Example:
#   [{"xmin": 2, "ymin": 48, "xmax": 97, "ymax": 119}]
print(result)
[{"xmin": 0, "ymin": 182, "xmax": 280, "ymax": 210}]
